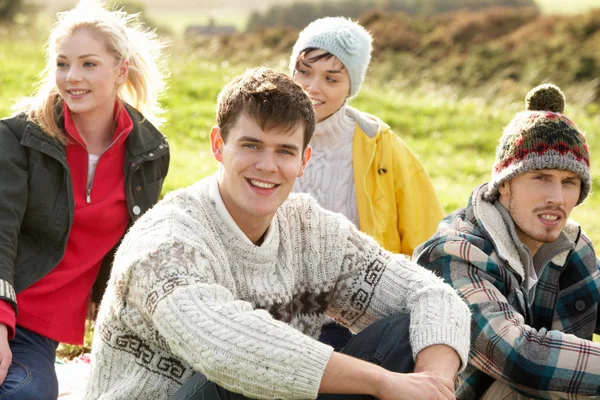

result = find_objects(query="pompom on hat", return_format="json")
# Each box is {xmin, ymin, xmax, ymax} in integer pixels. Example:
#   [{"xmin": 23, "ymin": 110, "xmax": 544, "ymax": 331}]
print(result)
[
  {"xmin": 485, "ymin": 83, "xmax": 591, "ymax": 205},
  {"xmin": 289, "ymin": 17, "xmax": 373, "ymax": 98}
]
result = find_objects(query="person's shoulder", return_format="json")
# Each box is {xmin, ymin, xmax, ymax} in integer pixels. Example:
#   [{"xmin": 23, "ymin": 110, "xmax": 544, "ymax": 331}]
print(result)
[
  {"xmin": 564, "ymin": 219, "xmax": 597, "ymax": 256},
  {"xmin": 280, "ymin": 192, "xmax": 352, "ymax": 229},
  {"xmin": 416, "ymin": 203, "xmax": 492, "ymax": 261},
  {"xmin": 283, "ymin": 192, "xmax": 339, "ymax": 216},
  {"xmin": 129, "ymin": 179, "xmax": 214, "ymax": 238},
  {"xmin": 123, "ymin": 102, "xmax": 166, "ymax": 142},
  {"xmin": 117, "ymin": 179, "xmax": 219, "ymax": 263},
  {"xmin": 0, "ymin": 113, "xmax": 32, "ymax": 139},
  {"xmin": 426, "ymin": 206, "xmax": 479, "ymax": 244},
  {"xmin": 345, "ymin": 106, "xmax": 381, "ymax": 138},
  {"xmin": 280, "ymin": 192, "xmax": 318, "ymax": 220}
]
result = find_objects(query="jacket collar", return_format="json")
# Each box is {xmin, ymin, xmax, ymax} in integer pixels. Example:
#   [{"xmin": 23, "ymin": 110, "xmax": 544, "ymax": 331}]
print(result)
[
  {"xmin": 63, "ymin": 101, "xmax": 134, "ymax": 150},
  {"xmin": 20, "ymin": 102, "xmax": 166, "ymax": 159},
  {"xmin": 122, "ymin": 103, "xmax": 166, "ymax": 158},
  {"xmin": 345, "ymin": 105, "xmax": 385, "ymax": 139},
  {"xmin": 471, "ymin": 183, "xmax": 578, "ymax": 280},
  {"xmin": 21, "ymin": 121, "xmax": 66, "ymax": 161}
]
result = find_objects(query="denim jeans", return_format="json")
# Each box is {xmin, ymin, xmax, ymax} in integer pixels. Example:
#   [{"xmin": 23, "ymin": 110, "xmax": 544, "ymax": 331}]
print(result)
[
  {"xmin": 0, "ymin": 326, "xmax": 59, "ymax": 400},
  {"xmin": 172, "ymin": 314, "xmax": 414, "ymax": 400},
  {"xmin": 318, "ymin": 321, "xmax": 352, "ymax": 352}
]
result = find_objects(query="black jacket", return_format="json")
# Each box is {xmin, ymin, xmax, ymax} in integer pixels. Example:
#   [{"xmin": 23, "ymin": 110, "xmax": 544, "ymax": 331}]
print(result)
[{"xmin": 0, "ymin": 104, "xmax": 170, "ymax": 310}]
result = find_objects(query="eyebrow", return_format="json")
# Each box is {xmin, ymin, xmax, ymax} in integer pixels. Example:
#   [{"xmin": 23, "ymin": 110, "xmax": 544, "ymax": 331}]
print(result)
[
  {"xmin": 532, "ymin": 171, "xmax": 579, "ymax": 180},
  {"xmin": 299, "ymin": 60, "xmax": 343, "ymax": 74},
  {"xmin": 238, "ymin": 136, "xmax": 300, "ymax": 152},
  {"xmin": 56, "ymin": 53, "xmax": 100, "ymax": 59}
]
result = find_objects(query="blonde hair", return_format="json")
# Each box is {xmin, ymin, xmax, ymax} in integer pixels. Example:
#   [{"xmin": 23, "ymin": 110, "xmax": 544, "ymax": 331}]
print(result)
[{"xmin": 13, "ymin": 0, "xmax": 168, "ymax": 143}]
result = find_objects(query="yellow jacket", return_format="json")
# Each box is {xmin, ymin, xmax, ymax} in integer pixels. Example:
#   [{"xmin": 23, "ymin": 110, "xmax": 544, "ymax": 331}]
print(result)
[{"xmin": 350, "ymin": 108, "xmax": 445, "ymax": 255}]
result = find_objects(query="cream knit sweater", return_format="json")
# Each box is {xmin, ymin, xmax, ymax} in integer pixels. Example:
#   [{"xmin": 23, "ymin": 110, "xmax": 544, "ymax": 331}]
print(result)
[
  {"xmin": 293, "ymin": 103, "xmax": 359, "ymax": 227},
  {"xmin": 84, "ymin": 175, "xmax": 470, "ymax": 400}
]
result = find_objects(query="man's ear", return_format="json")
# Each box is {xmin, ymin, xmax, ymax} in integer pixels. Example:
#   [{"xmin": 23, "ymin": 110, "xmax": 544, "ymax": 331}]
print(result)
[
  {"xmin": 498, "ymin": 180, "xmax": 510, "ymax": 197},
  {"xmin": 297, "ymin": 145, "xmax": 312, "ymax": 177},
  {"xmin": 210, "ymin": 126, "xmax": 224, "ymax": 162}
]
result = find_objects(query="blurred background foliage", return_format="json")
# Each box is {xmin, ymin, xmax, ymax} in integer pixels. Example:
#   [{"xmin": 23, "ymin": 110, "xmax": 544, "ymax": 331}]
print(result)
[
  {"xmin": 187, "ymin": 5, "xmax": 600, "ymax": 107},
  {"xmin": 2, "ymin": 0, "xmax": 600, "ymax": 353},
  {"xmin": 245, "ymin": 0, "xmax": 538, "ymax": 31}
]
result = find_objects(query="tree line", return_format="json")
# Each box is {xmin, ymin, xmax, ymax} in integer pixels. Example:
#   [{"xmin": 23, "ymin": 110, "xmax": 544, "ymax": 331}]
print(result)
[{"xmin": 246, "ymin": 0, "xmax": 538, "ymax": 31}]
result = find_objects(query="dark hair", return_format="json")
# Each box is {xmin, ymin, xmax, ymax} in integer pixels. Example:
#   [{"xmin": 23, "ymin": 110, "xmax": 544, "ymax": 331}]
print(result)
[
  {"xmin": 216, "ymin": 67, "xmax": 316, "ymax": 150},
  {"xmin": 294, "ymin": 47, "xmax": 346, "ymax": 72}
]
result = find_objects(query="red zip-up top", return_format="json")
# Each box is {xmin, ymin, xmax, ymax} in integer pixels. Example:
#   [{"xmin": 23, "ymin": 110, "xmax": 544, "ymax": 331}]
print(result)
[{"xmin": 0, "ymin": 102, "xmax": 134, "ymax": 344}]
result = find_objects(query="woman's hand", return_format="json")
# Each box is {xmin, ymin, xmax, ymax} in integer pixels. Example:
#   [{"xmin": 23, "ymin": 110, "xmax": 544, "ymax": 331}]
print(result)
[{"xmin": 0, "ymin": 324, "xmax": 13, "ymax": 385}]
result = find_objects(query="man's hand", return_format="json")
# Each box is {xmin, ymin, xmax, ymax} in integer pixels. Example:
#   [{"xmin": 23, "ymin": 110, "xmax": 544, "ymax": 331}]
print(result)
[
  {"xmin": 376, "ymin": 371, "xmax": 456, "ymax": 400},
  {"xmin": 414, "ymin": 344, "xmax": 462, "ymax": 392},
  {"xmin": 0, "ymin": 324, "xmax": 12, "ymax": 385}
]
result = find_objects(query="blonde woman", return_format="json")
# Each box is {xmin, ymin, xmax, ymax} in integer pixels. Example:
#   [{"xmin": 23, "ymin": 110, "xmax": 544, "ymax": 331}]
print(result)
[{"xmin": 0, "ymin": 1, "xmax": 169, "ymax": 397}]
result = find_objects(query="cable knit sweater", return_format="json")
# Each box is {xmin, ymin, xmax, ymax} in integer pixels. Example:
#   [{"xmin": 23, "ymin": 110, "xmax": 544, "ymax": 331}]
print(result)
[
  {"xmin": 293, "ymin": 103, "xmax": 359, "ymax": 227},
  {"xmin": 85, "ymin": 175, "xmax": 471, "ymax": 400}
]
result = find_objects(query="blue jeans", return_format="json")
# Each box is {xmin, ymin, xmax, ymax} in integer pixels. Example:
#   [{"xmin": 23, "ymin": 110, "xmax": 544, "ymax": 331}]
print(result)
[
  {"xmin": 318, "ymin": 321, "xmax": 353, "ymax": 352},
  {"xmin": 172, "ymin": 314, "xmax": 414, "ymax": 399},
  {"xmin": 0, "ymin": 326, "xmax": 59, "ymax": 400}
]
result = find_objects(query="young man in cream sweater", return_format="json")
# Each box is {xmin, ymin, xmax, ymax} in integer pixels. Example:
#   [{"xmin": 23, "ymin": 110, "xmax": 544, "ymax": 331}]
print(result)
[{"xmin": 85, "ymin": 67, "xmax": 470, "ymax": 400}]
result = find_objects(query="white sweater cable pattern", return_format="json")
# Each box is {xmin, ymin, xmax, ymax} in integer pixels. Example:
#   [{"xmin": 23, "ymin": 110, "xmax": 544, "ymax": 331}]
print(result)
[
  {"xmin": 293, "ymin": 103, "xmax": 360, "ymax": 228},
  {"xmin": 84, "ymin": 176, "xmax": 471, "ymax": 399}
]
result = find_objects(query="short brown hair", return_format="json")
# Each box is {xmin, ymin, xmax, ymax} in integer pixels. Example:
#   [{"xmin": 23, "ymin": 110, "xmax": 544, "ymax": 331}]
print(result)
[{"xmin": 216, "ymin": 67, "xmax": 315, "ymax": 150}]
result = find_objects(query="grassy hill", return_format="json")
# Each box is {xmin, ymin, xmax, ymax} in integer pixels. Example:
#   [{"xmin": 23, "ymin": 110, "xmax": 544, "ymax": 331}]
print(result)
[
  {"xmin": 37, "ymin": 0, "xmax": 600, "ymax": 35},
  {"xmin": 2, "ymin": 17, "xmax": 599, "ymax": 348},
  {"xmin": 2, "ymin": 27, "xmax": 599, "ymax": 243},
  {"xmin": 40, "ymin": 0, "xmax": 600, "ymax": 14}
]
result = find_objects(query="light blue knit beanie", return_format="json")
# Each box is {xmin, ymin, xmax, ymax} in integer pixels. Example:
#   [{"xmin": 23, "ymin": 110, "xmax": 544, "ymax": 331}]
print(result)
[{"xmin": 290, "ymin": 17, "xmax": 373, "ymax": 98}]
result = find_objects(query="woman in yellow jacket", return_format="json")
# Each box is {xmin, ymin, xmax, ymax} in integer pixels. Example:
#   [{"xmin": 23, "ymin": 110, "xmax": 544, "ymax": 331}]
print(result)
[{"xmin": 291, "ymin": 16, "xmax": 445, "ymax": 348}]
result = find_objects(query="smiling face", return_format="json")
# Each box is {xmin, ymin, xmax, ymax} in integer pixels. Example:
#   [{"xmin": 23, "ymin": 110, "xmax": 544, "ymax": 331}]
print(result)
[
  {"xmin": 211, "ymin": 113, "xmax": 311, "ymax": 242},
  {"xmin": 498, "ymin": 169, "xmax": 581, "ymax": 255},
  {"xmin": 293, "ymin": 49, "xmax": 351, "ymax": 123},
  {"xmin": 55, "ymin": 28, "xmax": 127, "ymax": 120}
]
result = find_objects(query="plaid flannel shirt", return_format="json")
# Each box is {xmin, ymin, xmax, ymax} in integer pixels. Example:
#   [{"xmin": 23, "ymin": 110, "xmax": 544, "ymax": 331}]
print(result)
[{"xmin": 414, "ymin": 183, "xmax": 600, "ymax": 399}]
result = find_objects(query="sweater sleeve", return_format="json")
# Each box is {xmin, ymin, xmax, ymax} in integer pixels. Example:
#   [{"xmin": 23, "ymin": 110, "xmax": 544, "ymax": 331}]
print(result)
[
  {"xmin": 422, "ymin": 238, "xmax": 600, "ymax": 397},
  {"xmin": 326, "ymin": 222, "xmax": 471, "ymax": 370},
  {"xmin": 126, "ymin": 240, "xmax": 333, "ymax": 400}
]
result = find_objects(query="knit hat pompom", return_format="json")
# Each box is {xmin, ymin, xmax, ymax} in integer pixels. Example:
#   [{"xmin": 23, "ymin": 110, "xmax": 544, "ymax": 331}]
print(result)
[
  {"xmin": 485, "ymin": 83, "xmax": 591, "ymax": 205},
  {"xmin": 525, "ymin": 83, "xmax": 565, "ymax": 113},
  {"xmin": 290, "ymin": 17, "xmax": 373, "ymax": 98}
]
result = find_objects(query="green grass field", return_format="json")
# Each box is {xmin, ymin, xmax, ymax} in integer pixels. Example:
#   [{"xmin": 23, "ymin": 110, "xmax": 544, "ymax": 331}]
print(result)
[
  {"xmin": 1, "ymin": 28, "xmax": 598, "ymax": 347},
  {"xmin": 2, "ymin": 32, "xmax": 600, "ymax": 242}
]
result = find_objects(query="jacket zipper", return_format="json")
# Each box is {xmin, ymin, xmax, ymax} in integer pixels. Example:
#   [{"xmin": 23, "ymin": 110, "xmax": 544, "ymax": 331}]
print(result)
[{"xmin": 85, "ymin": 130, "xmax": 129, "ymax": 203}]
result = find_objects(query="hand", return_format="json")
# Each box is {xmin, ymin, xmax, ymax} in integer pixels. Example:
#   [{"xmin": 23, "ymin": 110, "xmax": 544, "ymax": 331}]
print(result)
[
  {"xmin": 377, "ymin": 371, "xmax": 455, "ymax": 400},
  {"xmin": 0, "ymin": 324, "xmax": 12, "ymax": 385}
]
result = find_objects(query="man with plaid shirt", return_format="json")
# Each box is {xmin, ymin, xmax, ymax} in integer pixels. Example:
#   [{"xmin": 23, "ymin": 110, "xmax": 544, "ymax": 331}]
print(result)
[{"xmin": 414, "ymin": 83, "xmax": 600, "ymax": 399}]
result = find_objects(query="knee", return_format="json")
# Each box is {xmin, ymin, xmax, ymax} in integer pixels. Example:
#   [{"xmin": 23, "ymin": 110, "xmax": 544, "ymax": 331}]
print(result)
[{"xmin": 376, "ymin": 313, "xmax": 411, "ymax": 339}]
